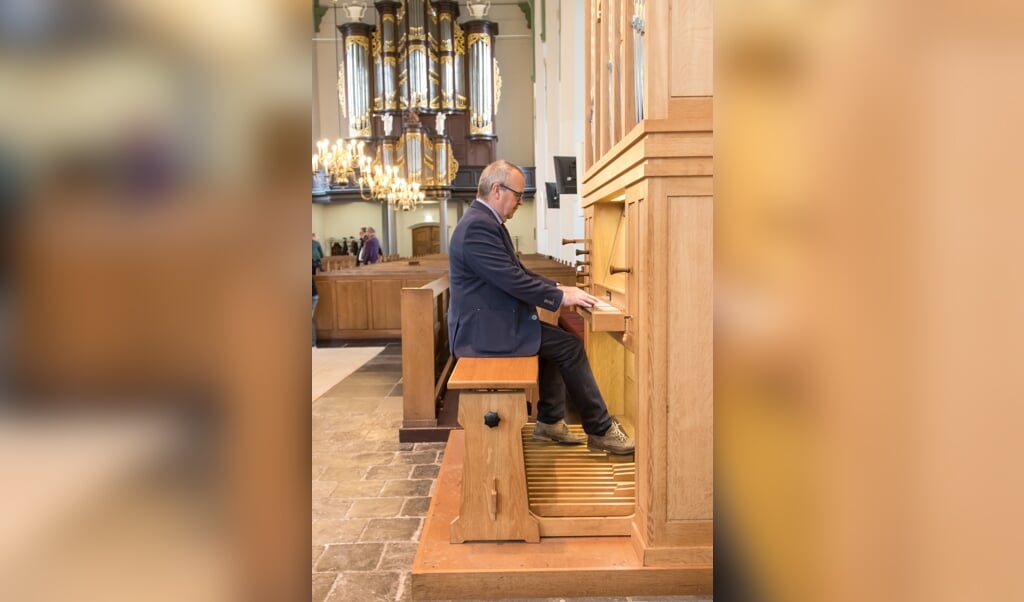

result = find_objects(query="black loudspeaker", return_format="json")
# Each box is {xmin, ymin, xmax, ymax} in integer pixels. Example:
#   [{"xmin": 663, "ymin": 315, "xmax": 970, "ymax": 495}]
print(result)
[
  {"xmin": 553, "ymin": 156, "xmax": 577, "ymax": 194},
  {"xmin": 545, "ymin": 182, "xmax": 560, "ymax": 209}
]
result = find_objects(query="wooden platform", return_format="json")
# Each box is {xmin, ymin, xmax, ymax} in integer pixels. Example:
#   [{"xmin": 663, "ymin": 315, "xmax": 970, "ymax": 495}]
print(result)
[{"xmin": 411, "ymin": 430, "xmax": 713, "ymax": 600}]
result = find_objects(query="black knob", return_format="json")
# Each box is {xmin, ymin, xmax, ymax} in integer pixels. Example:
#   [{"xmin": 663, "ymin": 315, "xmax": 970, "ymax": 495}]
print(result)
[{"xmin": 483, "ymin": 411, "xmax": 501, "ymax": 428}]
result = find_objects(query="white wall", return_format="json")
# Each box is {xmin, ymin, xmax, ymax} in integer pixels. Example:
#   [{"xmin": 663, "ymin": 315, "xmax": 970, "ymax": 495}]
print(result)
[
  {"xmin": 491, "ymin": 8, "xmax": 535, "ymax": 167},
  {"xmin": 313, "ymin": 200, "xmax": 385, "ymax": 252},
  {"xmin": 532, "ymin": 0, "xmax": 586, "ymax": 262}
]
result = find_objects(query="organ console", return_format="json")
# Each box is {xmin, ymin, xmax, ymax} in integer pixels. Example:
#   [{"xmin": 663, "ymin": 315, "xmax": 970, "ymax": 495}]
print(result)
[{"xmin": 413, "ymin": 1, "xmax": 712, "ymax": 598}]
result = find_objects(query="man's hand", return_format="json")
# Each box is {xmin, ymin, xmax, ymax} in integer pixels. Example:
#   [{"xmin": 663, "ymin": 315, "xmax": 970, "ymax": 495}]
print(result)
[{"xmin": 557, "ymin": 285, "xmax": 601, "ymax": 309}]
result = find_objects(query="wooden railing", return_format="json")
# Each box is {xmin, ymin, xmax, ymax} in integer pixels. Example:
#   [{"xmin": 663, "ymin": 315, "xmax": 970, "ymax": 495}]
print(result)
[{"xmin": 400, "ymin": 275, "xmax": 453, "ymax": 434}]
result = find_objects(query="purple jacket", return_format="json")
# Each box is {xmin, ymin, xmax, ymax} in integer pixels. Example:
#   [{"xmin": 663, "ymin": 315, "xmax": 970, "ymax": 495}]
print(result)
[{"xmin": 362, "ymin": 235, "xmax": 380, "ymax": 264}]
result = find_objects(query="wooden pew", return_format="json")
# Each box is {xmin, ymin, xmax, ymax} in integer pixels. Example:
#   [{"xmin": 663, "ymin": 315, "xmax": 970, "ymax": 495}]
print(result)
[{"xmin": 399, "ymin": 275, "xmax": 454, "ymax": 440}]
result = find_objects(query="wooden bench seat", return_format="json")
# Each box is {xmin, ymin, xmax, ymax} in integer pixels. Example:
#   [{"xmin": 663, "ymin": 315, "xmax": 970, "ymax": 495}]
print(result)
[{"xmin": 446, "ymin": 356, "xmax": 540, "ymax": 543}]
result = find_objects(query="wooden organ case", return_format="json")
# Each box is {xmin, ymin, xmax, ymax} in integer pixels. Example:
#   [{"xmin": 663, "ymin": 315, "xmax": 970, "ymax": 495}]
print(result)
[
  {"xmin": 578, "ymin": 0, "xmax": 714, "ymax": 586},
  {"xmin": 411, "ymin": 0, "xmax": 712, "ymax": 597}
]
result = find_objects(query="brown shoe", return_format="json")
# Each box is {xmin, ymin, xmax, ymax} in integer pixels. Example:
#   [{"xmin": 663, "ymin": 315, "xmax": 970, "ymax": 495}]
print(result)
[
  {"xmin": 587, "ymin": 419, "xmax": 635, "ymax": 455},
  {"xmin": 532, "ymin": 419, "xmax": 585, "ymax": 445}
]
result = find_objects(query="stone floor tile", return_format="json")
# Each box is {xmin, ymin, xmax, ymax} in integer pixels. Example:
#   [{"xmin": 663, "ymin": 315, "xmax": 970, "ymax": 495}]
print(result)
[
  {"xmin": 345, "ymin": 451, "xmax": 399, "ymax": 465},
  {"xmin": 312, "ymin": 572, "xmax": 339, "ymax": 602},
  {"xmin": 320, "ymin": 465, "xmax": 367, "ymax": 482},
  {"xmin": 323, "ymin": 382, "xmax": 396, "ymax": 398},
  {"xmin": 400, "ymin": 497, "xmax": 432, "ymax": 517},
  {"xmin": 339, "ymin": 372, "xmax": 401, "ymax": 386},
  {"xmin": 376, "ymin": 441, "xmax": 416, "ymax": 452},
  {"xmin": 313, "ymin": 481, "xmax": 338, "ymax": 500},
  {"xmin": 411, "ymin": 464, "xmax": 440, "ymax": 479},
  {"xmin": 313, "ymin": 465, "xmax": 326, "ymax": 479},
  {"xmin": 314, "ymin": 440, "xmax": 378, "ymax": 454},
  {"xmin": 348, "ymin": 497, "xmax": 405, "ymax": 518},
  {"xmin": 413, "ymin": 442, "xmax": 448, "ymax": 451},
  {"xmin": 365, "ymin": 464, "xmax": 414, "ymax": 480},
  {"xmin": 331, "ymin": 479, "xmax": 385, "ymax": 498},
  {"xmin": 359, "ymin": 517, "xmax": 421, "ymax": 542},
  {"xmin": 365, "ymin": 428, "xmax": 401, "ymax": 441},
  {"xmin": 312, "ymin": 496, "xmax": 354, "ymax": 519},
  {"xmin": 390, "ymin": 451, "xmax": 438, "ymax": 465},
  {"xmin": 380, "ymin": 479, "xmax": 433, "ymax": 497},
  {"xmin": 327, "ymin": 571, "xmax": 402, "ymax": 602},
  {"xmin": 312, "ymin": 518, "xmax": 369, "ymax": 545},
  {"xmin": 378, "ymin": 543, "xmax": 419, "ymax": 571},
  {"xmin": 315, "ymin": 543, "xmax": 385, "ymax": 572},
  {"xmin": 313, "ymin": 545, "xmax": 325, "ymax": 567}
]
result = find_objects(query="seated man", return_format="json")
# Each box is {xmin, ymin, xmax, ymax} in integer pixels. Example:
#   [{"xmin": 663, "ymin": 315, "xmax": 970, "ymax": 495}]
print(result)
[{"xmin": 447, "ymin": 160, "xmax": 634, "ymax": 454}]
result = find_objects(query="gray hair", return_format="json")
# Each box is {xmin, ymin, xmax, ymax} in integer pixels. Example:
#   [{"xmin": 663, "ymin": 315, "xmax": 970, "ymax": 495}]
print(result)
[{"xmin": 477, "ymin": 160, "xmax": 524, "ymax": 198}]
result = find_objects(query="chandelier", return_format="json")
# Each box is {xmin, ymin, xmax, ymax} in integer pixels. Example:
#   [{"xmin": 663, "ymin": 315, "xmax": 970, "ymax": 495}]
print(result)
[
  {"xmin": 313, "ymin": 138, "xmax": 365, "ymax": 188},
  {"xmin": 312, "ymin": 136, "xmax": 427, "ymax": 211}
]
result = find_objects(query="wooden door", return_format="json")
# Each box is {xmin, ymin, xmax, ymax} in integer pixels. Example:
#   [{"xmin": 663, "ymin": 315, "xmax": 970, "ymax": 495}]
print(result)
[{"xmin": 412, "ymin": 225, "xmax": 440, "ymax": 256}]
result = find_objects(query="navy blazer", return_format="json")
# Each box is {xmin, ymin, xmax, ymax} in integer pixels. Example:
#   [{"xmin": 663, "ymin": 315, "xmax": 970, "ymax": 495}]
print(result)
[{"xmin": 448, "ymin": 200, "xmax": 564, "ymax": 357}]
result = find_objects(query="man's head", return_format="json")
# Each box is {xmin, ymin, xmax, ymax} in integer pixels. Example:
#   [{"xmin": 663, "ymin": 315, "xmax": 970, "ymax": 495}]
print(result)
[
  {"xmin": 367, "ymin": 227, "xmax": 376, "ymax": 238},
  {"xmin": 312, "ymin": 233, "xmax": 317, "ymax": 240},
  {"xmin": 359, "ymin": 227, "xmax": 367, "ymax": 240},
  {"xmin": 477, "ymin": 160, "xmax": 526, "ymax": 222}
]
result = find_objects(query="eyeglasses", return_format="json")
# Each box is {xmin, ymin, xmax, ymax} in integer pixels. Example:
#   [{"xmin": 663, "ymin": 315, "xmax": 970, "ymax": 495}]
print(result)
[{"xmin": 498, "ymin": 183, "xmax": 524, "ymax": 201}]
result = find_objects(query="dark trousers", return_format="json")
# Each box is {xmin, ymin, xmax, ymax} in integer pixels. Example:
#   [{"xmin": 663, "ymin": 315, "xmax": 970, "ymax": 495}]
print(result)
[{"xmin": 536, "ymin": 322, "xmax": 613, "ymax": 435}]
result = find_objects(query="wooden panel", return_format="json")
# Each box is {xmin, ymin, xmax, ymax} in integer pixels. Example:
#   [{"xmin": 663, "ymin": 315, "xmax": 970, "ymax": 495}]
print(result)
[
  {"xmin": 536, "ymin": 515, "xmax": 632, "ymax": 537},
  {"xmin": 402, "ymin": 287, "xmax": 438, "ymax": 425},
  {"xmin": 370, "ymin": 279, "xmax": 403, "ymax": 329},
  {"xmin": 623, "ymin": 346, "xmax": 637, "ymax": 438},
  {"xmin": 670, "ymin": 0, "xmax": 713, "ymax": 97},
  {"xmin": 577, "ymin": 303, "xmax": 626, "ymax": 332},
  {"xmin": 313, "ymin": 275, "xmax": 335, "ymax": 331},
  {"xmin": 447, "ymin": 356, "xmax": 538, "ymax": 390},
  {"xmin": 333, "ymin": 279, "xmax": 369, "ymax": 330},
  {"xmin": 588, "ymin": 331, "xmax": 625, "ymax": 418},
  {"xmin": 664, "ymin": 194, "xmax": 713, "ymax": 522},
  {"xmin": 450, "ymin": 390, "xmax": 539, "ymax": 543}
]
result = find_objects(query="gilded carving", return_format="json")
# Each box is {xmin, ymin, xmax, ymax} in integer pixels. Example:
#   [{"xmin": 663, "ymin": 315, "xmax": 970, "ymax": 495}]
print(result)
[
  {"xmin": 467, "ymin": 33, "xmax": 491, "ymax": 49},
  {"xmin": 493, "ymin": 58, "xmax": 501, "ymax": 115},
  {"xmin": 454, "ymin": 23, "xmax": 466, "ymax": 55}
]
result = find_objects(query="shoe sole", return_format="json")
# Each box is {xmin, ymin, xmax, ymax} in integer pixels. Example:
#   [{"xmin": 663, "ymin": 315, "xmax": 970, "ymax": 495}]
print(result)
[
  {"xmin": 532, "ymin": 433, "xmax": 584, "ymax": 445},
  {"xmin": 586, "ymin": 443, "xmax": 636, "ymax": 455}
]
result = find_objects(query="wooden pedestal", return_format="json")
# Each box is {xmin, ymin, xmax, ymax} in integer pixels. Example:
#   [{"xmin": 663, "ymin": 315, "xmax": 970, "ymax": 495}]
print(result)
[{"xmin": 447, "ymin": 356, "xmax": 541, "ymax": 544}]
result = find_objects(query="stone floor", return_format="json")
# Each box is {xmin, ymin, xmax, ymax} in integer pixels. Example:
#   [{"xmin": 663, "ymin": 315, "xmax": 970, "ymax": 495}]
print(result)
[{"xmin": 311, "ymin": 341, "xmax": 712, "ymax": 602}]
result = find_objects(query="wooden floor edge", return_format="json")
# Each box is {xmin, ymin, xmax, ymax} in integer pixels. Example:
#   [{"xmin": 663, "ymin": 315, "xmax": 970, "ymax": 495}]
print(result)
[{"xmin": 412, "ymin": 566, "xmax": 713, "ymax": 600}]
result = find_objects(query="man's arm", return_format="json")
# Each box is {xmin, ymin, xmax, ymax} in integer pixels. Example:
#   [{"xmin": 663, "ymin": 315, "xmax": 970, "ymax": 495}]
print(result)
[{"xmin": 462, "ymin": 222, "xmax": 565, "ymax": 310}]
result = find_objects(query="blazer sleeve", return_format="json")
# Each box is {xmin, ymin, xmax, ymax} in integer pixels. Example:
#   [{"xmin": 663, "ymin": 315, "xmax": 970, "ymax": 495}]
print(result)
[{"xmin": 462, "ymin": 220, "xmax": 564, "ymax": 311}]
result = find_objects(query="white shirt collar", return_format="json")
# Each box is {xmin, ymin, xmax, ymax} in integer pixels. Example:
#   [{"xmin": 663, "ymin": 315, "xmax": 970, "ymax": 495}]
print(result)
[{"xmin": 474, "ymin": 199, "xmax": 504, "ymax": 224}]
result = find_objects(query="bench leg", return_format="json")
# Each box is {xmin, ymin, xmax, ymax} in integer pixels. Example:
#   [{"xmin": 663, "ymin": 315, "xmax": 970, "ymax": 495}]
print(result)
[{"xmin": 450, "ymin": 390, "xmax": 540, "ymax": 543}]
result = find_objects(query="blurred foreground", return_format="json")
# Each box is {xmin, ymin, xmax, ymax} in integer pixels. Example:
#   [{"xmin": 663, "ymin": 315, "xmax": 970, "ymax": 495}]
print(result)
[
  {"xmin": 717, "ymin": 1, "xmax": 1024, "ymax": 600},
  {"xmin": 0, "ymin": 1, "xmax": 308, "ymax": 600}
]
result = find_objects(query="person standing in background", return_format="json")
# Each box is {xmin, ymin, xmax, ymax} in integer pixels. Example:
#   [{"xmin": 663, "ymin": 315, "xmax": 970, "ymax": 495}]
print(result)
[
  {"xmin": 355, "ymin": 227, "xmax": 367, "ymax": 265},
  {"xmin": 312, "ymin": 233, "xmax": 324, "ymax": 264},
  {"xmin": 362, "ymin": 227, "xmax": 381, "ymax": 264},
  {"xmin": 312, "ymin": 254, "xmax": 321, "ymax": 347}
]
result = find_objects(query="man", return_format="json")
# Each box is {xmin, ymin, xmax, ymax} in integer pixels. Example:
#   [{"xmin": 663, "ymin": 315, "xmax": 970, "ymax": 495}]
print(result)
[
  {"xmin": 447, "ymin": 160, "xmax": 634, "ymax": 454},
  {"xmin": 312, "ymin": 233, "xmax": 324, "ymax": 265},
  {"xmin": 362, "ymin": 227, "xmax": 381, "ymax": 264},
  {"xmin": 355, "ymin": 227, "xmax": 367, "ymax": 265}
]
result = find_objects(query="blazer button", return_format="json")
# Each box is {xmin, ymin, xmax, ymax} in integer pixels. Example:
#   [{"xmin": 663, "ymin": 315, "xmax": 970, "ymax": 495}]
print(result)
[{"xmin": 531, "ymin": 314, "xmax": 538, "ymax": 320}]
